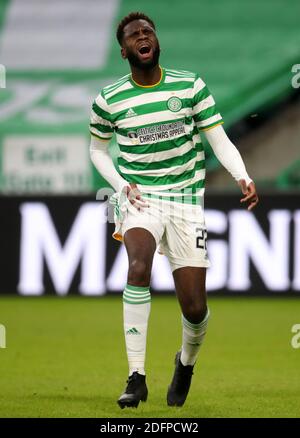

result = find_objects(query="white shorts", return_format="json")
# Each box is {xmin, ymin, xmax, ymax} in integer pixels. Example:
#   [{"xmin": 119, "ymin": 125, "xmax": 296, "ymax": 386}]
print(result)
[{"xmin": 111, "ymin": 194, "xmax": 210, "ymax": 273}]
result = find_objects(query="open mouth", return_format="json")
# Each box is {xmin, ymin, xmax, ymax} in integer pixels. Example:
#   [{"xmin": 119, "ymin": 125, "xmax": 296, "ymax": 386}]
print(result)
[
  {"xmin": 137, "ymin": 44, "xmax": 152, "ymax": 59},
  {"xmin": 138, "ymin": 46, "xmax": 151, "ymax": 55}
]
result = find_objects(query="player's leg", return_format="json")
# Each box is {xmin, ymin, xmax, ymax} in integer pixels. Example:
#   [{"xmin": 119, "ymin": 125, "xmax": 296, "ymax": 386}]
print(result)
[
  {"xmin": 123, "ymin": 227, "xmax": 156, "ymax": 377},
  {"xmin": 162, "ymin": 201, "xmax": 210, "ymax": 406},
  {"xmin": 173, "ymin": 266, "xmax": 209, "ymax": 363},
  {"xmin": 167, "ymin": 266, "xmax": 209, "ymax": 406},
  {"xmin": 118, "ymin": 227, "xmax": 157, "ymax": 409},
  {"xmin": 125, "ymin": 227, "xmax": 156, "ymax": 287}
]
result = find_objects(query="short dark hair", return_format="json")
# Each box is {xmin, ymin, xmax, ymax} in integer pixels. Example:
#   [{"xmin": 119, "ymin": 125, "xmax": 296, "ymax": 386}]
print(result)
[{"xmin": 116, "ymin": 12, "xmax": 156, "ymax": 46}]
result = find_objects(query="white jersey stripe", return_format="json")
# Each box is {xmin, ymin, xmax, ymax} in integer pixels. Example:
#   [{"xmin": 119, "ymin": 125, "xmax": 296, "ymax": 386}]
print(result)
[
  {"xmin": 196, "ymin": 113, "xmax": 222, "ymax": 128},
  {"xmin": 193, "ymin": 95, "xmax": 215, "ymax": 115},
  {"xmin": 120, "ymin": 142, "xmax": 204, "ymax": 164},
  {"xmin": 119, "ymin": 154, "xmax": 203, "ymax": 177}
]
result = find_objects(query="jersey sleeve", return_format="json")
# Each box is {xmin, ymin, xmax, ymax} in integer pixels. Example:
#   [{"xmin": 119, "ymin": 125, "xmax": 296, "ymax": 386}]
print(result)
[
  {"xmin": 192, "ymin": 75, "xmax": 223, "ymax": 131},
  {"xmin": 90, "ymin": 91, "xmax": 114, "ymax": 141}
]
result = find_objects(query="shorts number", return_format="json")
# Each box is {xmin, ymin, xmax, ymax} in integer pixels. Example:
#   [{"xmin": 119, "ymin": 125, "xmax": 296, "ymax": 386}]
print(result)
[{"xmin": 196, "ymin": 228, "xmax": 207, "ymax": 250}]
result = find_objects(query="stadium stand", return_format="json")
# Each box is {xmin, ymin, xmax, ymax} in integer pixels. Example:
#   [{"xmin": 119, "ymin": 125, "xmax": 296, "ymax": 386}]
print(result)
[{"xmin": 0, "ymin": 0, "xmax": 299, "ymax": 192}]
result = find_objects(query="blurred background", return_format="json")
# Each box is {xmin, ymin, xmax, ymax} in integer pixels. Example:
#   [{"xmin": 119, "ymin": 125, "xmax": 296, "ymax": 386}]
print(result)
[{"xmin": 0, "ymin": 0, "xmax": 299, "ymax": 295}]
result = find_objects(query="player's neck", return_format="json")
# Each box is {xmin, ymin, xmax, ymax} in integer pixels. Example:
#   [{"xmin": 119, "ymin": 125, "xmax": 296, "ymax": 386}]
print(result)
[{"xmin": 130, "ymin": 65, "xmax": 162, "ymax": 87}]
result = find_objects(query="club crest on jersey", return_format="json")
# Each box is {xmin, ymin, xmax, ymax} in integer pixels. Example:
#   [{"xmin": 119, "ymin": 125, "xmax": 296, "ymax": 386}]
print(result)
[
  {"xmin": 167, "ymin": 97, "xmax": 182, "ymax": 112},
  {"xmin": 128, "ymin": 131, "xmax": 138, "ymax": 139},
  {"xmin": 128, "ymin": 131, "xmax": 140, "ymax": 145}
]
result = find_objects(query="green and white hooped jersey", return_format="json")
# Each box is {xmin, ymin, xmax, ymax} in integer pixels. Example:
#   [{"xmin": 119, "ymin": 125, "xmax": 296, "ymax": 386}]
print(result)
[{"xmin": 90, "ymin": 67, "xmax": 223, "ymax": 203}]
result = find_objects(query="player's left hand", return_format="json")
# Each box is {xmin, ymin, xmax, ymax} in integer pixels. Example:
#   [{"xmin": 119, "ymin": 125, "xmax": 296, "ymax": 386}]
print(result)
[{"xmin": 239, "ymin": 179, "xmax": 259, "ymax": 211}]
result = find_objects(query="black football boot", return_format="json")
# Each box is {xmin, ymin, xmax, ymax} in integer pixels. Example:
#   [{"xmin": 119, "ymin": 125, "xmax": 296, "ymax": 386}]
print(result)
[
  {"xmin": 167, "ymin": 351, "xmax": 194, "ymax": 406},
  {"xmin": 117, "ymin": 372, "xmax": 148, "ymax": 409}
]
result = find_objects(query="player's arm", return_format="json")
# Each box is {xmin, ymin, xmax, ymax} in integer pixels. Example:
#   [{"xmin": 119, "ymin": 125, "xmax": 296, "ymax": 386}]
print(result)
[
  {"xmin": 90, "ymin": 135, "xmax": 127, "ymax": 192},
  {"xmin": 89, "ymin": 94, "xmax": 148, "ymax": 210},
  {"xmin": 191, "ymin": 75, "xmax": 258, "ymax": 211},
  {"xmin": 204, "ymin": 124, "xmax": 259, "ymax": 211}
]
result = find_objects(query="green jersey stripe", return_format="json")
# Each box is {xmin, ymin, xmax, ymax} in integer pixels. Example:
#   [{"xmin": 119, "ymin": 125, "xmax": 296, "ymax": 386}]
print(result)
[
  {"xmin": 120, "ymin": 159, "xmax": 205, "ymax": 186},
  {"xmin": 195, "ymin": 142, "xmax": 203, "ymax": 152},
  {"xmin": 106, "ymin": 81, "xmax": 194, "ymax": 105},
  {"xmin": 193, "ymin": 86, "xmax": 211, "ymax": 104},
  {"xmin": 193, "ymin": 104, "xmax": 219, "ymax": 123},
  {"xmin": 118, "ymin": 147, "xmax": 198, "ymax": 171},
  {"xmin": 109, "ymin": 88, "xmax": 194, "ymax": 114},
  {"xmin": 140, "ymin": 177, "xmax": 206, "ymax": 196},
  {"xmin": 92, "ymin": 101, "xmax": 112, "ymax": 122},
  {"xmin": 90, "ymin": 122, "xmax": 114, "ymax": 133},
  {"xmin": 119, "ymin": 154, "xmax": 203, "ymax": 177},
  {"xmin": 110, "ymin": 98, "xmax": 192, "ymax": 123}
]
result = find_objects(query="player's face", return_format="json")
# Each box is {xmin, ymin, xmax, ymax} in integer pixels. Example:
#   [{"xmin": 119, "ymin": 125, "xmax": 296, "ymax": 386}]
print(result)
[{"xmin": 121, "ymin": 19, "xmax": 160, "ymax": 70}]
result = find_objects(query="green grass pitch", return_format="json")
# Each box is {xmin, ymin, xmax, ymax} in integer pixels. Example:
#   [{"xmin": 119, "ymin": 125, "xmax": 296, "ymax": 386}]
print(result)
[{"xmin": 0, "ymin": 296, "xmax": 299, "ymax": 418}]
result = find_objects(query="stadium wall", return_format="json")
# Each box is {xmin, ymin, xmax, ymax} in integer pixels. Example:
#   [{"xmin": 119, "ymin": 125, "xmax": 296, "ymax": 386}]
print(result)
[{"xmin": 0, "ymin": 193, "xmax": 299, "ymax": 296}]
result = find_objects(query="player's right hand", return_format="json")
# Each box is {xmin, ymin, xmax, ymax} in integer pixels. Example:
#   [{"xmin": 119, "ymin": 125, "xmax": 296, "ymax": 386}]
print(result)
[
  {"xmin": 122, "ymin": 183, "xmax": 150, "ymax": 211},
  {"xmin": 239, "ymin": 179, "xmax": 259, "ymax": 211}
]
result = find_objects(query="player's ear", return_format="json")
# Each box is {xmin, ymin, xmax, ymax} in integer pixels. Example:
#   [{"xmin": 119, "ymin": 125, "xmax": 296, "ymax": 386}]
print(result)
[{"xmin": 121, "ymin": 47, "xmax": 127, "ymax": 60}]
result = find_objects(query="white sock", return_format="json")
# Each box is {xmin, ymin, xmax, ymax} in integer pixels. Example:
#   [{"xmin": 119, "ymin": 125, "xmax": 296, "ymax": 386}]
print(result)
[
  {"xmin": 180, "ymin": 309, "xmax": 210, "ymax": 366},
  {"xmin": 123, "ymin": 284, "xmax": 151, "ymax": 376}
]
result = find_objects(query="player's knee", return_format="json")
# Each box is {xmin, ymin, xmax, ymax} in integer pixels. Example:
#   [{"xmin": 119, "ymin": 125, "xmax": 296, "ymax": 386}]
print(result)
[
  {"xmin": 127, "ymin": 258, "xmax": 151, "ymax": 286},
  {"xmin": 184, "ymin": 301, "xmax": 207, "ymax": 324}
]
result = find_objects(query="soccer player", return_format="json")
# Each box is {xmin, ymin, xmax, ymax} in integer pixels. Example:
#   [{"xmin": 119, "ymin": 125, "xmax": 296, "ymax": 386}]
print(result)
[{"xmin": 90, "ymin": 12, "xmax": 258, "ymax": 408}]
